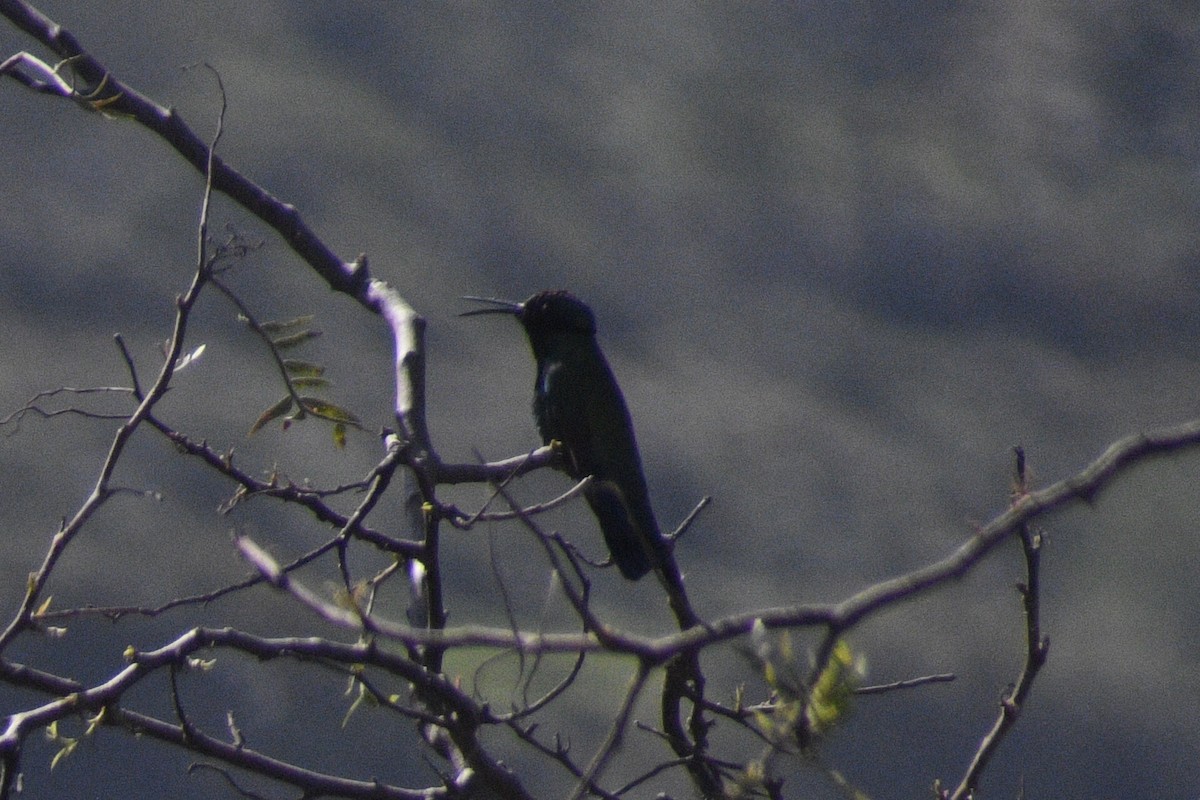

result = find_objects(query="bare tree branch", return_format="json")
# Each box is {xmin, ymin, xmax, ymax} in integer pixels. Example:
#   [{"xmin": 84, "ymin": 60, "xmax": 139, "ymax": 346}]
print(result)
[
  {"xmin": 944, "ymin": 447, "xmax": 1050, "ymax": 800},
  {"xmin": 6, "ymin": 3, "xmax": 1200, "ymax": 797}
]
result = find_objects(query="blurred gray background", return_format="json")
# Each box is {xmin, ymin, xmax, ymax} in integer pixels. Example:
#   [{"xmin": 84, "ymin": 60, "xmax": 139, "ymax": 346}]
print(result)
[{"xmin": 2, "ymin": 2, "xmax": 1199, "ymax": 798}]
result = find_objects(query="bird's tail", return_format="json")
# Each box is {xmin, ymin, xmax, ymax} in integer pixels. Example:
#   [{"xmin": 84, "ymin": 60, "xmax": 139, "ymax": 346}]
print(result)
[
  {"xmin": 584, "ymin": 483, "xmax": 654, "ymax": 580},
  {"xmin": 586, "ymin": 481, "xmax": 702, "ymax": 629}
]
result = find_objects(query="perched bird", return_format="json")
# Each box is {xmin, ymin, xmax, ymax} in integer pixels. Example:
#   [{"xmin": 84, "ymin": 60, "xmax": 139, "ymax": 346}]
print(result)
[{"xmin": 462, "ymin": 290, "xmax": 662, "ymax": 580}]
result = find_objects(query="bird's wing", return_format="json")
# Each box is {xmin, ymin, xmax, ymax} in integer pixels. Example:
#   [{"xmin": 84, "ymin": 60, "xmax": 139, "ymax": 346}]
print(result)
[
  {"xmin": 534, "ymin": 357, "xmax": 599, "ymax": 479},
  {"xmin": 537, "ymin": 345, "xmax": 661, "ymax": 581}
]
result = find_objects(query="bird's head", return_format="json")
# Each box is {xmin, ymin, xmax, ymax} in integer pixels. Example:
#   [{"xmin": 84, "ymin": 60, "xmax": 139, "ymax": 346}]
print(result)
[{"xmin": 462, "ymin": 290, "xmax": 597, "ymax": 343}]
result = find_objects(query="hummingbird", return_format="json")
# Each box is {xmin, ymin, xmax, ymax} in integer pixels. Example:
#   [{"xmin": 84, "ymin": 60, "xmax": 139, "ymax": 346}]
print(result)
[{"xmin": 462, "ymin": 290, "xmax": 662, "ymax": 580}]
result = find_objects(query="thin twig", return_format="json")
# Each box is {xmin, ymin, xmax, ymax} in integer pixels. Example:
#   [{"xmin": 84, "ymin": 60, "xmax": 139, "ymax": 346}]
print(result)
[
  {"xmin": 568, "ymin": 660, "xmax": 653, "ymax": 800},
  {"xmin": 946, "ymin": 447, "xmax": 1049, "ymax": 799},
  {"xmin": 856, "ymin": 673, "xmax": 956, "ymax": 695}
]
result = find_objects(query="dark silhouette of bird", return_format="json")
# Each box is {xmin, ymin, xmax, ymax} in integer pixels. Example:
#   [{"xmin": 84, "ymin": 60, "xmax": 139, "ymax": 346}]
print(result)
[{"xmin": 462, "ymin": 290, "xmax": 662, "ymax": 580}]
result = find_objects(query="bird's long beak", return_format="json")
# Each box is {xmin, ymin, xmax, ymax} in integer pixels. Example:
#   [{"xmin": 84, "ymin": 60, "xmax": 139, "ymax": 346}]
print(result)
[{"xmin": 460, "ymin": 296, "xmax": 524, "ymax": 317}]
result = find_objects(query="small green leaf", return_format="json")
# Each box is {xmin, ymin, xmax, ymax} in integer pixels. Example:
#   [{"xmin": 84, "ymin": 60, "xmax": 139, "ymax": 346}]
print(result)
[
  {"xmin": 84, "ymin": 707, "xmax": 106, "ymax": 736},
  {"xmin": 271, "ymin": 329, "xmax": 322, "ymax": 349},
  {"xmin": 805, "ymin": 639, "xmax": 864, "ymax": 735},
  {"xmin": 298, "ymin": 398, "xmax": 362, "ymax": 427},
  {"xmin": 249, "ymin": 396, "xmax": 295, "ymax": 435},
  {"xmin": 50, "ymin": 738, "xmax": 78, "ymax": 770},
  {"xmin": 341, "ymin": 678, "xmax": 370, "ymax": 728},
  {"xmin": 291, "ymin": 376, "xmax": 331, "ymax": 390},
  {"xmin": 283, "ymin": 359, "xmax": 326, "ymax": 378},
  {"xmin": 259, "ymin": 315, "xmax": 315, "ymax": 334},
  {"xmin": 763, "ymin": 660, "xmax": 777, "ymax": 688}
]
